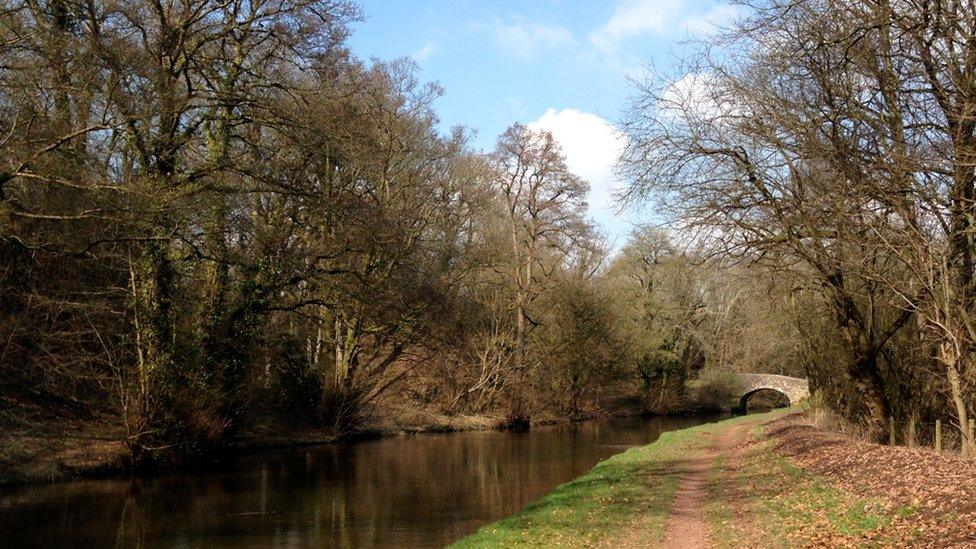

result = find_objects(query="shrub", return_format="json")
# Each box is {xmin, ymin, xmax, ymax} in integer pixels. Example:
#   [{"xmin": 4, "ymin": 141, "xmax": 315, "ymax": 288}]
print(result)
[{"xmin": 689, "ymin": 369, "xmax": 742, "ymax": 412}]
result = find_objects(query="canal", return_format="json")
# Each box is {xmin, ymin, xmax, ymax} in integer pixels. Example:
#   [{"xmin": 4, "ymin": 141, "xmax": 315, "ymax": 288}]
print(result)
[{"xmin": 0, "ymin": 414, "xmax": 727, "ymax": 547}]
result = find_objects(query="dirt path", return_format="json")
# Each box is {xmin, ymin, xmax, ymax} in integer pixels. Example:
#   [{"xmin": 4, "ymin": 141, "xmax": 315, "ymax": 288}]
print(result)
[{"xmin": 658, "ymin": 424, "xmax": 747, "ymax": 549}]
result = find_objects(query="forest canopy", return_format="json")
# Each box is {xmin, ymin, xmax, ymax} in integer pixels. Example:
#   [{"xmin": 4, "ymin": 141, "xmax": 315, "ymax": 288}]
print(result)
[{"xmin": 3, "ymin": 0, "xmax": 972, "ymax": 470}]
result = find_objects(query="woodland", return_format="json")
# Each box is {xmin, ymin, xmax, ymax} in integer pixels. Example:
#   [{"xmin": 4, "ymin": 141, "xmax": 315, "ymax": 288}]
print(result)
[{"xmin": 2, "ymin": 0, "xmax": 974, "ymax": 471}]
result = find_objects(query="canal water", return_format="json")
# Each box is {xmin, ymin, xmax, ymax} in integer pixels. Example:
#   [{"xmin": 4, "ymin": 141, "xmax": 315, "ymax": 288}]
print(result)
[{"xmin": 1, "ymin": 414, "xmax": 726, "ymax": 548}]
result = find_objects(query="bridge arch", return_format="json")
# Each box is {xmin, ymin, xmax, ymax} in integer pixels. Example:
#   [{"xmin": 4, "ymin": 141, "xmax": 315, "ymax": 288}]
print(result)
[
  {"xmin": 734, "ymin": 373, "xmax": 809, "ymax": 411},
  {"xmin": 738, "ymin": 387, "xmax": 791, "ymax": 411}
]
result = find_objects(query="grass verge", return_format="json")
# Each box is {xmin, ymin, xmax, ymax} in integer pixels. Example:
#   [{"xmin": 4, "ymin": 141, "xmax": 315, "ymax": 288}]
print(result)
[{"xmin": 452, "ymin": 410, "xmax": 788, "ymax": 548}]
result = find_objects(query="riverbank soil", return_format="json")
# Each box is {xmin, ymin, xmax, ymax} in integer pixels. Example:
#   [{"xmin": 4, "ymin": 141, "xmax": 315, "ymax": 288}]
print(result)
[
  {"xmin": 0, "ymin": 418, "xmax": 128, "ymax": 485},
  {"xmin": 657, "ymin": 422, "xmax": 747, "ymax": 548},
  {"xmin": 0, "ymin": 407, "xmax": 498, "ymax": 486},
  {"xmin": 455, "ymin": 410, "xmax": 976, "ymax": 547},
  {"xmin": 2, "ymin": 391, "xmax": 649, "ymax": 487}
]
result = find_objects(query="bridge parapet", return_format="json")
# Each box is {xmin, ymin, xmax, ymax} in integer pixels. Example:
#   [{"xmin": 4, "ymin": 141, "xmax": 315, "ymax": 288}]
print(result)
[{"xmin": 734, "ymin": 373, "xmax": 810, "ymax": 409}]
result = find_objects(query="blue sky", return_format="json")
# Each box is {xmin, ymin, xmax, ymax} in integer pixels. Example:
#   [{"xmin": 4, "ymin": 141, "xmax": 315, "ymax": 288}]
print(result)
[{"xmin": 347, "ymin": 0, "xmax": 741, "ymax": 244}]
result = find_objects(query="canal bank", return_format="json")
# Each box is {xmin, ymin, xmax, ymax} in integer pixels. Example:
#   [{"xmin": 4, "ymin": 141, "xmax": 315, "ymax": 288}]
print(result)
[
  {"xmin": 0, "ymin": 405, "xmax": 660, "ymax": 488},
  {"xmin": 454, "ymin": 409, "xmax": 976, "ymax": 547},
  {"xmin": 452, "ymin": 411, "xmax": 781, "ymax": 548},
  {"xmin": 2, "ymin": 390, "xmax": 745, "ymax": 489},
  {"xmin": 0, "ymin": 410, "xmax": 497, "ymax": 488}
]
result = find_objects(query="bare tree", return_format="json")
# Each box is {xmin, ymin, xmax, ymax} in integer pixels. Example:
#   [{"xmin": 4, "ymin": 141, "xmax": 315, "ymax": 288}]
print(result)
[
  {"xmin": 491, "ymin": 124, "xmax": 590, "ymax": 426},
  {"xmin": 619, "ymin": 0, "xmax": 976, "ymax": 442}
]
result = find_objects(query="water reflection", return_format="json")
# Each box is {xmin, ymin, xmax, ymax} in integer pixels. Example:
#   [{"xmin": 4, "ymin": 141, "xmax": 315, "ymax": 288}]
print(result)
[{"xmin": 0, "ymin": 415, "xmax": 723, "ymax": 548}]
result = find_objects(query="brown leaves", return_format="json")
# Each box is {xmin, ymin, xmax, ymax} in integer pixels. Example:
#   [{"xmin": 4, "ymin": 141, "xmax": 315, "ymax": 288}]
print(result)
[{"xmin": 766, "ymin": 416, "xmax": 976, "ymax": 547}]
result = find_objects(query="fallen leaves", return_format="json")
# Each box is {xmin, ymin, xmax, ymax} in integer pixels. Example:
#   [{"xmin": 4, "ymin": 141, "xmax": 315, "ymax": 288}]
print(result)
[{"xmin": 765, "ymin": 416, "xmax": 976, "ymax": 547}]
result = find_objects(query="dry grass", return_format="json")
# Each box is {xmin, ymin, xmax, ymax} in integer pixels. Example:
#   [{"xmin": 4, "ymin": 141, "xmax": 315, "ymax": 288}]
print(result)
[{"xmin": 804, "ymin": 391, "xmax": 870, "ymax": 440}]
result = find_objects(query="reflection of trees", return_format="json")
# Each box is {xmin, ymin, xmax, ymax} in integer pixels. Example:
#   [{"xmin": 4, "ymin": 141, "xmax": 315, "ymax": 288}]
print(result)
[{"xmin": 3, "ymin": 418, "xmax": 709, "ymax": 546}]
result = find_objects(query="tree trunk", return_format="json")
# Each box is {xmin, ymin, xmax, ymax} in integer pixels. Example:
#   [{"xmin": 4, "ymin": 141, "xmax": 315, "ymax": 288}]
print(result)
[
  {"xmin": 127, "ymin": 239, "xmax": 175, "ymax": 457},
  {"xmin": 851, "ymin": 353, "xmax": 889, "ymax": 442},
  {"xmin": 943, "ymin": 348, "xmax": 971, "ymax": 454}
]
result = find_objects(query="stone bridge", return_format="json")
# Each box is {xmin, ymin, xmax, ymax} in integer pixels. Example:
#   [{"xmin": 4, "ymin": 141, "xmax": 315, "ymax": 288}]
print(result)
[{"xmin": 734, "ymin": 373, "xmax": 810, "ymax": 410}]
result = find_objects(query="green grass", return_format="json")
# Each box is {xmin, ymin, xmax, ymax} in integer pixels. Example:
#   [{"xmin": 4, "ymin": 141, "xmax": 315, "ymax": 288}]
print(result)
[
  {"xmin": 706, "ymin": 455, "xmax": 741, "ymax": 549},
  {"xmin": 705, "ymin": 418, "xmax": 918, "ymax": 548},
  {"xmin": 765, "ymin": 452, "xmax": 898, "ymax": 537},
  {"xmin": 464, "ymin": 407, "xmax": 922, "ymax": 548},
  {"xmin": 452, "ymin": 410, "xmax": 789, "ymax": 548}
]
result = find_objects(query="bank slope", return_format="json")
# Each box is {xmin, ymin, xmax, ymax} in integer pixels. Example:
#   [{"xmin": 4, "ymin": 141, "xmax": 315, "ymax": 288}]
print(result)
[{"xmin": 707, "ymin": 414, "xmax": 976, "ymax": 547}]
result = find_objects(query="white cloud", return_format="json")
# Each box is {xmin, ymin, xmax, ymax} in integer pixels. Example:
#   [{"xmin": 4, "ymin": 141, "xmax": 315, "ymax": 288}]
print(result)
[
  {"xmin": 591, "ymin": 0, "xmax": 686, "ymax": 53},
  {"xmin": 411, "ymin": 42, "xmax": 435, "ymax": 62},
  {"xmin": 684, "ymin": 4, "xmax": 743, "ymax": 35},
  {"xmin": 493, "ymin": 21, "xmax": 575, "ymax": 58},
  {"xmin": 661, "ymin": 72, "xmax": 716, "ymax": 111},
  {"xmin": 659, "ymin": 71, "xmax": 735, "ymax": 121},
  {"xmin": 590, "ymin": 0, "xmax": 741, "ymax": 55},
  {"xmin": 528, "ymin": 108, "xmax": 630, "ymax": 240}
]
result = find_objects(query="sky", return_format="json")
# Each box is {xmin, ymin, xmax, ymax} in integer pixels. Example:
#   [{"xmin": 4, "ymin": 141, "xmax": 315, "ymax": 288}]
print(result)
[{"xmin": 346, "ymin": 0, "xmax": 742, "ymax": 245}]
